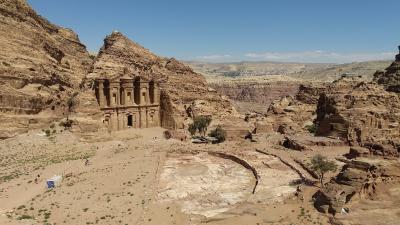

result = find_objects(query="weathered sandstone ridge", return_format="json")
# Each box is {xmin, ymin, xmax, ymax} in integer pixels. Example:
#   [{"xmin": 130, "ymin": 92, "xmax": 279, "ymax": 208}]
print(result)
[
  {"xmin": 0, "ymin": 0, "xmax": 93, "ymax": 138},
  {"xmin": 315, "ymin": 75, "xmax": 400, "ymax": 157},
  {"xmin": 373, "ymin": 46, "xmax": 400, "ymax": 93},
  {"xmin": 313, "ymin": 149, "xmax": 400, "ymax": 221},
  {"xmin": 209, "ymin": 81, "xmax": 300, "ymax": 113},
  {"xmin": 254, "ymin": 83, "xmax": 325, "ymax": 135},
  {"xmin": 0, "ymin": 0, "xmax": 238, "ymax": 137},
  {"xmin": 87, "ymin": 32, "xmax": 237, "ymax": 129}
]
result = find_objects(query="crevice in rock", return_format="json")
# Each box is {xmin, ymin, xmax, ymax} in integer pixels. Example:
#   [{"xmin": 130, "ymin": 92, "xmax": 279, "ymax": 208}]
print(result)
[{"xmin": 256, "ymin": 149, "xmax": 316, "ymax": 186}]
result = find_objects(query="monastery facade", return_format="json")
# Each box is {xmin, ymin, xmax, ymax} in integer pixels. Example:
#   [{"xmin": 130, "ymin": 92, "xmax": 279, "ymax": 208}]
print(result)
[{"xmin": 95, "ymin": 75, "xmax": 161, "ymax": 131}]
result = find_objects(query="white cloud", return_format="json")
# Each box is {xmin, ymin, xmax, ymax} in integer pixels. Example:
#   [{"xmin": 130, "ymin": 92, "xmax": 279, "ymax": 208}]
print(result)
[
  {"xmin": 196, "ymin": 54, "xmax": 233, "ymax": 61},
  {"xmin": 244, "ymin": 50, "xmax": 395, "ymax": 63}
]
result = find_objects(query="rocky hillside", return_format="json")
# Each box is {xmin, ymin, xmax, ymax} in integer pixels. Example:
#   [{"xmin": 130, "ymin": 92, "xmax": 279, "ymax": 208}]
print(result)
[
  {"xmin": 186, "ymin": 61, "xmax": 332, "ymax": 80},
  {"xmin": 315, "ymin": 75, "xmax": 400, "ymax": 156},
  {"xmin": 189, "ymin": 60, "xmax": 391, "ymax": 114},
  {"xmin": 0, "ymin": 0, "xmax": 93, "ymax": 138},
  {"xmin": 186, "ymin": 60, "xmax": 391, "ymax": 83},
  {"xmin": 210, "ymin": 79, "xmax": 300, "ymax": 113},
  {"xmin": 88, "ymin": 32, "xmax": 237, "ymax": 129},
  {"xmin": 373, "ymin": 47, "xmax": 400, "ymax": 93},
  {"xmin": 293, "ymin": 60, "xmax": 391, "ymax": 82}
]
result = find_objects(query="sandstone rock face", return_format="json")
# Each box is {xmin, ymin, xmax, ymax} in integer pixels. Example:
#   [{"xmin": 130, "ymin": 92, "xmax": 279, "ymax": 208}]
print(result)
[
  {"xmin": 315, "ymin": 76, "xmax": 400, "ymax": 157},
  {"xmin": 313, "ymin": 156, "xmax": 400, "ymax": 215},
  {"xmin": 0, "ymin": 0, "xmax": 93, "ymax": 137},
  {"xmin": 261, "ymin": 83, "xmax": 324, "ymax": 134},
  {"xmin": 209, "ymin": 81, "xmax": 300, "ymax": 113},
  {"xmin": 282, "ymin": 135, "xmax": 344, "ymax": 151},
  {"xmin": 295, "ymin": 83, "xmax": 326, "ymax": 105},
  {"xmin": 373, "ymin": 47, "xmax": 400, "ymax": 93},
  {"xmin": 88, "ymin": 32, "xmax": 237, "ymax": 129}
]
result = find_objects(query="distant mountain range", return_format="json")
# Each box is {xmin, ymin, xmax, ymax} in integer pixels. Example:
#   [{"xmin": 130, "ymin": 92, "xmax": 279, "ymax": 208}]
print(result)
[{"xmin": 185, "ymin": 60, "xmax": 392, "ymax": 82}]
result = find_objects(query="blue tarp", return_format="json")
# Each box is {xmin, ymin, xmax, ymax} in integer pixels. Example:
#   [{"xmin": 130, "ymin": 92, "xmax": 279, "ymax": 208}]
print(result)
[{"xmin": 46, "ymin": 180, "xmax": 55, "ymax": 188}]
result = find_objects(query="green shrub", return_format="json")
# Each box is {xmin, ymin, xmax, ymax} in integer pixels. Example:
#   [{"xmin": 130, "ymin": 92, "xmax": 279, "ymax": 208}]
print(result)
[
  {"xmin": 305, "ymin": 124, "xmax": 318, "ymax": 134},
  {"xmin": 44, "ymin": 129, "xmax": 51, "ymax": 137},
  {"xmin": 209, "ymin": 126, "xmax": 227, "ymax": 143},
  {"xmin": 188, "ymin": 124, "xmax": 197, "ymax": 136},
  {"xmin": 309, "ymin": 154, "xmax": 337, "ymax": 187},
  {"xmin": 187, "ymin": 115, "xmax": 212, "ymax": 137},
  {"xmin": 59, "ymin": 119, "xmax": 73, "ymax": 129},
  {"xmin": 17, "ymin": 214, "xmax": 34, "ymax": 220}
]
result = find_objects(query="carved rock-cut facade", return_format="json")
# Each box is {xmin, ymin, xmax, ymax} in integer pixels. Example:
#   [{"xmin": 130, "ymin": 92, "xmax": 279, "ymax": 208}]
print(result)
[{"xmin": 95, "ymin": 75, "xmax": 160, "ymax": 131}]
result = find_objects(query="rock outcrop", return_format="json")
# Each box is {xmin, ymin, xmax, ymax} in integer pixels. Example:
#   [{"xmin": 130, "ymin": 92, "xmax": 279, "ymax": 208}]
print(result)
[
  {"xmin": 373, "ymin": 46, "xmax": 400, "ymax": 93},
  {"xmin": 88, "ymin": 32, "xmax": 237, "ymax": 129},
  {"xmin": 259, "ymin": 83, "xmax": 325, "ymax": 134},
  {"xmin": 282, "ymin": 135, "xmax": 344, "ymax": 151},
  {"xmin": 313, "ymin": 152, "xmax": 400, "ymax": 215},
  {"xmin": 0, "ymin": 0, "xmax": 93, "ymax": 138},
  {"xmin": 315, "ymin": 75, "xmax": 400, "ymax": 157},
  {"xmin": 209, "ymin": 81, "xmax": 300, "ymax": 113}
]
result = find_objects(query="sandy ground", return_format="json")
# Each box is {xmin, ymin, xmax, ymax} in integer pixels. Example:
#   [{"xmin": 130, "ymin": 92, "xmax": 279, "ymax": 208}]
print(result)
[{"xmin": 0, "ymin": 127, "xmax": 366, "ymax": 225}]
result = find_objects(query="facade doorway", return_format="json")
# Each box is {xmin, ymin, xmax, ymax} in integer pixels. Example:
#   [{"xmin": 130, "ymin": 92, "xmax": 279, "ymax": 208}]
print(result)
[{"xmin": 127, "ymin": 115, "xmax": 133, "ymax": 127}]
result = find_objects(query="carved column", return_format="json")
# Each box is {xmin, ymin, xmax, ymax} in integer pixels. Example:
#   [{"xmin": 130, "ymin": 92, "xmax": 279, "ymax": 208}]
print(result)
[
  {"xmin": 110, "ymin": 88, "xmax": 115, "ymax": 107},
  {"xmin": 116, "ymin": 86, "xmax": 121, "ymax": 106},
  {"xmin": 98, "ymin": 80, "xmax": 105, "ymax": 107},
  {"xmin": 153, "ymin": 84, "xmax": 159, "ymax": 104},
  {"xmin": 146, "ymin": 84, "xmax": 150, "ymax": 105},
  {"xmin": 120, "ymin": 87, "xmax": 125, "ymax": 106},
  {"xmin": 140, "ymin": 83, "xmax": 148, "ymax": 106},
  {"xmin": 131, "ymin": 83, "xmax": 136, "ymax": 105}
]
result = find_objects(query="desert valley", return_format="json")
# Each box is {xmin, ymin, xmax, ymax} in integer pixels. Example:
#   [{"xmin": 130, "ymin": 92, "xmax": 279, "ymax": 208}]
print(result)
[{"xmin": 0, "ymin": 1, "xmax": 400, "ymax": 225}]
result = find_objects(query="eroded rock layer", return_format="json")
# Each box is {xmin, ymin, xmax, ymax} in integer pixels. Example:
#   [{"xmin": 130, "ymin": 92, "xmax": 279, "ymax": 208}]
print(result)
[
  {"xmin": 209, "ymin": 81, "xmax": 300, "ymax": 113},
  {"xmin": 313, "ymin": 150, "xmax": 400, "ymax": 217},
  {"xmin": 373, "ymin": 47, "xmax": 400, "ymax": 93},
  {"xmin": 315, "ymin": 76, "xmax": 400, "ymax": 157},
  {"xmin": 0, "ymin": 0, "xmax": 93, "ymax": 138}
]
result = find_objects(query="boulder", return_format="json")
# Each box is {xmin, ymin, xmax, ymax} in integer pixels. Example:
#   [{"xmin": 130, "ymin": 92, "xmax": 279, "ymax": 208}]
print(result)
[
  {"xmin": 346, "ymin": 147, "xmax": 371, "ymax": 159},
  {"xmin": 282, "ymin": 135, "xmax": 344, "ymax": 151},
  {"xmin": 163, "ymin": 129, "xmax": 188, "ymax": 141}
]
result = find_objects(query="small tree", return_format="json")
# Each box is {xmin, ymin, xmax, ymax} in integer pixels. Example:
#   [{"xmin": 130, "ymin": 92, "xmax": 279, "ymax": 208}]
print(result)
[
  {"xmin": 310, "ymin": 154, "xmax": 337, "ymax": 188},
  {"xmin": 209, "ymin": 126, "xmax": 227, "ymax": 143},
  {"xmin": 305, "ymin": 124, "xmax": 318, "ymax": 134},
  {"xmin": 187, "ymin": 115, "xmax": 212, "ymax": 137},
  {"xmin": 66, "ymin": 92, "xmax": 79, "ymax": 120},
  {"xmin": 188, "ymin": 123, "xmax": 197, "ymax": 136}
]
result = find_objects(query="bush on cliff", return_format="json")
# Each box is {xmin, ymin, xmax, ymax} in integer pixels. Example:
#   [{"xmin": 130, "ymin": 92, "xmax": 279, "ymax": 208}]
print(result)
[
  {"xmin": 209, "ymin": 126, "xmax": 227, "ymax": 143},
  {"xmin": 188, "ymin": 115, "xmax": 212, "ymax": 137},
  {"xmin": 309, "ymin": 154, "xmax": 337, "ymax": 188}
]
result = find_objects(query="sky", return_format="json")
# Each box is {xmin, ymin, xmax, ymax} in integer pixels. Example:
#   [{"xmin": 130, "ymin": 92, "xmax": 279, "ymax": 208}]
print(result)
[{"xmin": 27, "ymin": 0, "xmax": 400, "ymax": 63}]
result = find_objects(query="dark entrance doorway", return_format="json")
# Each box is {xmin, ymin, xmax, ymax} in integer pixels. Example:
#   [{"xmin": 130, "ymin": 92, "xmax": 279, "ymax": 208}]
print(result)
[{"xmin": 127, "ymin": 115, "xmax": 133, "ymax": 127}]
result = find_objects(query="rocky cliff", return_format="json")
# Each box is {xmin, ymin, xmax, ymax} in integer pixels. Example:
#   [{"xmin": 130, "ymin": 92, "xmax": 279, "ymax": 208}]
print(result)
[
  {"xmin": 0, "ymin": 0, "xmax": 93, "ymax": 138},
  {"xmin": 88, "ymin": 32, "xmax": 237, "ymax": 129},
  {"xmin": 315, "ymin": 75, "xmax": 400, "ymax": 157},
  {"xmin": 209, "ymin": 81, "xmax": 300, "ymax": 113},
  {"xmin": 373, "ymin": 46, "xmax": 400, "ymax": 93},
  {"xmin": 313, "ymin": 149, "xmax": 400, "ymax": 219}
]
